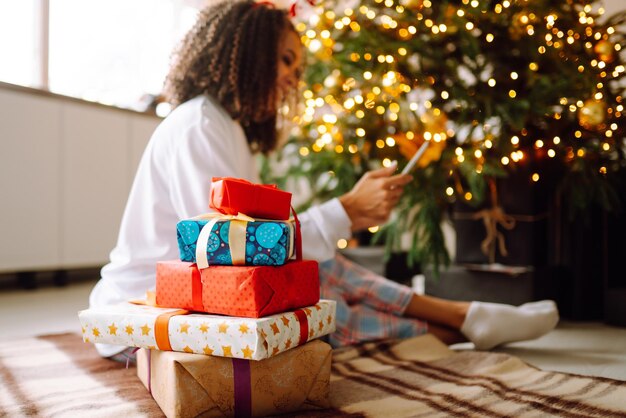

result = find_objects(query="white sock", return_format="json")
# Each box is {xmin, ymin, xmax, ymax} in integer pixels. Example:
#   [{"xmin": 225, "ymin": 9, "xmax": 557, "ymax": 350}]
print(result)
[{"xmin": 460, "ymin": 300, "xmax": 559, "ymax": 350}]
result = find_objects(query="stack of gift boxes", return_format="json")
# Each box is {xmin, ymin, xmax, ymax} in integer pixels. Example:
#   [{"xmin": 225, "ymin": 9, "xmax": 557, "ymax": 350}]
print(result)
[{"xmin": 79, "ymin": 177, "xmax": 337, "ymax": 417}]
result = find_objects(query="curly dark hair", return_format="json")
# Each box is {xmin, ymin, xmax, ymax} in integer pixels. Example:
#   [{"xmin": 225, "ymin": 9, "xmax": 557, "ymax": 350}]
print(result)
[{"xmin": 163, "ymin": 0, "xmax": 295, "ymax": 154}]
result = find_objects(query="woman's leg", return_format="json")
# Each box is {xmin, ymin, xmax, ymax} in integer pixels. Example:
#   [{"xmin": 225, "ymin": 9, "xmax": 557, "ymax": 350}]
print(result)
[
  {"xmin": 321, "ymin": 254, "xmax": 558, "ymax": 350},
  {"xmin": 404, "ymin": 293, "xmax": 559, "ymax": 350},
  {"xmin": 426, "ymin": 323, "xmax": 466, "ymax": 345},
  {"xmin": 404, "ymin": 293, "xmax": 470, "ymax": 330}
]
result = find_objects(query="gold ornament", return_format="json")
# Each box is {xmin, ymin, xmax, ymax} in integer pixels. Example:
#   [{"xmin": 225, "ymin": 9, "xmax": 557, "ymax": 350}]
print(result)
[
  {"xmin": 421, "ymin": 108, "xmax": 448, "ymax": 133},
  {"xmin": 342, "ymin": 78, "xmax": 356, "ymax": 91},
  {"xmin": 395, "ymin": 133, "xmax": 416, "ymax": 160},
  {"xmin": 594, "ymin": 40, "xmax": 615, "ymax": 63},
  {"xmin": 419, "ymin": 139, "xmax": 447, "ymax": 167},
  {"xmin": 402, "ymin": 0, "xmax": 424, "ymax": 12},
  {"xmin": 508, "ymin": 12, "xmax": 527, "ymax": 41},
  {"xmin": 383, "ymin": 84, "xmax": 405, "ymax": 97},
  {"xmin": 443, "ymin": 5, "xmax": 459, "ymax": 34},
  {"xmin": 578, "ymin": 99, "xmax": 606, "ymax": 129}
]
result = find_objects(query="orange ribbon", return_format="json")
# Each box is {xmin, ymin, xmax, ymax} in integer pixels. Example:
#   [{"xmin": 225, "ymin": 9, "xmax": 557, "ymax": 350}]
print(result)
[
  {"xmin": 191, "ymin": 264, "xmax": 203, "ymax": 312},
  {"xmin": 129, "ymin": 295, "xmax": 189, "ymax": 351},
  {"xmin": 154, "ymin": 309, "xmax": 189, "ymax": 351}
]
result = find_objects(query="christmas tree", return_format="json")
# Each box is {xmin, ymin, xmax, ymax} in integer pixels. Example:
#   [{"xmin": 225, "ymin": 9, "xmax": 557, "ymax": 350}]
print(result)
[{"xmin": 264, "ymin": 0, "xmax": 626, "ymax": 273}]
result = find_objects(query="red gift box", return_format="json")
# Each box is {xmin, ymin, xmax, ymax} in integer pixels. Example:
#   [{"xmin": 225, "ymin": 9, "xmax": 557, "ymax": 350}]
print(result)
[
  {"xmin": 156, "ymin": 260, "xmax": 320, "ymax": 318},
  {"xmin": 209, "ymin": 177, "xmax": 292, "ymax": 220}
]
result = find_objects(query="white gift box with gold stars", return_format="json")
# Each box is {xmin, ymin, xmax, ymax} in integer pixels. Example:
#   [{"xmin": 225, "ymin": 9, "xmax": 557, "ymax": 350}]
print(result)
[{"xmin": 78, "ymin": 300, "xmax": 336, "ymax": 361}]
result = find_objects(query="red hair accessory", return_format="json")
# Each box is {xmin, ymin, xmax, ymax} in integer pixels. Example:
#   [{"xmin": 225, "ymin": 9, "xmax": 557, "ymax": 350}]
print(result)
[
  {"xmin": 289, "ymin": 0, "xmax": 315, "ymax": 17},
  {"xmin": 253, "ymin": 1, "xmax": 275, "ymax": 8}
]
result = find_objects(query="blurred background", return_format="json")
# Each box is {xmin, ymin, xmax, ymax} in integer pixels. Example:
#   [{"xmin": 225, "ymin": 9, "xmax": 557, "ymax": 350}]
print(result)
[{"xmin": 0, "ymin": 0, "xmax": 625, "ymax": 380}]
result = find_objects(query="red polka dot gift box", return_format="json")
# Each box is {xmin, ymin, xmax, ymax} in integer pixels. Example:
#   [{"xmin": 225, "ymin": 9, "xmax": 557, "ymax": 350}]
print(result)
[{"xmin": 156, "ymin": 260, "xmax": 320, "ymax": 318}]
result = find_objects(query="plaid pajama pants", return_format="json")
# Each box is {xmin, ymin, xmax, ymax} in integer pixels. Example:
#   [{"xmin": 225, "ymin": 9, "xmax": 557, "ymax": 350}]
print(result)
[{"xmin": 319, "ymin": 253, "xmax": 428, "ymax": 348}]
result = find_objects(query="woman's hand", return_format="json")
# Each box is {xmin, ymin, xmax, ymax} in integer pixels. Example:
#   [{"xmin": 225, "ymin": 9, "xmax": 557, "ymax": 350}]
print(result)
[{"xmin": 338, "ymin": 163, "xmax": 413, "ymax": 232}]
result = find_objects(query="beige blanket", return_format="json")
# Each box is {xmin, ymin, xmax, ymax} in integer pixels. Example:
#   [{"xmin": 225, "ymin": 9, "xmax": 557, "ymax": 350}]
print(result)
[{"xmin": 1, "ymin": 333, "xmax": 625, "ymax": 417}]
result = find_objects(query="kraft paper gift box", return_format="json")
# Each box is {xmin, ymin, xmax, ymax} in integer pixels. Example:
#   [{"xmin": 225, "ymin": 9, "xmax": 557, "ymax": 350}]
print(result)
[
  {"xmin": 209, "ymin": 177, "xmax": 292, "ymax": 220},
  {"xmin": 176, "ymin": 216, "xmax": 295, "ymax": 267},
  {"xmin": 79, "ymin": 299, "xmax": 336, "ymax": 360},
  {"xmin": 136, "ymin": 339, "xmax": 331, "ymax": 418},
  {"xmin": 156, "ymin": 260, "xmax": 320, "ymax": 318}
]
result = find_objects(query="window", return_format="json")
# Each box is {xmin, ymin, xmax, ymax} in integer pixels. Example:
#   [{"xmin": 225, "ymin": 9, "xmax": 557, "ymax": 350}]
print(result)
[
  {"xmin": 0, "ymin": 0, "xmax": 198, "ymax": 111},
  {"xmin": 0, "ymin": 1, "xmax": 38, "ymax": 87}
]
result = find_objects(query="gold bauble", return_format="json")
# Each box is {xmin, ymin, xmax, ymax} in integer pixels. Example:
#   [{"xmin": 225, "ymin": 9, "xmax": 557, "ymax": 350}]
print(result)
[
  {"xmin": 442, "ymin": 5, "xmax": 459, "ymax": 33},
  {"xmin": 578, "ymin": 99, "xmax": 606, "ymax": 129},
  {"xmin": 594, "ymin": 40, "xmax": 615, "ymax": 63},
  {"xmin": 395, "ymin": 134, "xmax": 416, "ymax": 161},
  {"xmin": 508, "ymin": 13, "xmax": 527, "ymax": 41},
  {"xmin": 417, "ymin": 139, "xmax": 446, "ymax": 167},
  {"xmin": 383, "ymin": 84, "xmax": 405, "ymax": 97},
  {"xmin": 402, "ymin": 0, "xmax": 424, "ymax": 12},
  {"xmin": 421, "ymin": 108, "xmax": 448, "ymax": 133}
]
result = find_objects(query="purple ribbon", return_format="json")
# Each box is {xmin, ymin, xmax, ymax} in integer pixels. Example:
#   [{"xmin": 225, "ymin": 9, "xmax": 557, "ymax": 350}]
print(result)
[
  {"xmin": 232, "ymin": 358, "xmax": 252, "ymax": 417},
  {"xmin": 125, "ymin": 347, "xmax": 141, "ymax": 369}
]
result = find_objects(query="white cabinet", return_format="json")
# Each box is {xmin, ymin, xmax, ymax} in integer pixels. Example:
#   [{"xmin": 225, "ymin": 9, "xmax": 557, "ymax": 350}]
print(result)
[
  {"xmin": 0, "ymin": 90, "xmax": 62, "ymax": 271},
  {"xmin": 0, "ymin": 86, "xmax": 160, "ymax": 272},
  {"xmin": 61, "ymin": 103, "xmax": 131, "ymax": 267}
]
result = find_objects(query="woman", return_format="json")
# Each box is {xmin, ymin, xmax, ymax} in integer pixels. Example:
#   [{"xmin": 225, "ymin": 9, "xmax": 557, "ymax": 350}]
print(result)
[{"xmin": 90, "ymin": 0, "xmax": 558, "ymax": 360}]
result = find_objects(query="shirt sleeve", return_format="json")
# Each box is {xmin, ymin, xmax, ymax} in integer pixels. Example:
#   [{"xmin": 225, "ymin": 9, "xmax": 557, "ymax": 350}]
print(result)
[
  {"xmin": 167, "ymin": 104, "xmax": 250, "ymax": 219},
  {"xmin": 299, "ymin": 198, "xmax": 352, "ymax": 262}
]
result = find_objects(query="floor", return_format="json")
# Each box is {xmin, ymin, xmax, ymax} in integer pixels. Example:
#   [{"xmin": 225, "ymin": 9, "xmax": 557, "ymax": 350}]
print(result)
[{"xmin": 1, "ymin": 279, "xmax": 626, "ymax": 381}]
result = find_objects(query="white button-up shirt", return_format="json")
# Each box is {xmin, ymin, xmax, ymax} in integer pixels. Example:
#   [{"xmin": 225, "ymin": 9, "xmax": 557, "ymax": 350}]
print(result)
[{"xmin": 89, "ymin": 95, "xmax": 351, "ymax": 356}]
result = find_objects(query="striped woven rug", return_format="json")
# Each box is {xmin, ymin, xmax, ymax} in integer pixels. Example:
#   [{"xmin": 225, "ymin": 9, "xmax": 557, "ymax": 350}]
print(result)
[{"xmin": 1, "ymin": 333, "xmax": 625, "ymax": 417}]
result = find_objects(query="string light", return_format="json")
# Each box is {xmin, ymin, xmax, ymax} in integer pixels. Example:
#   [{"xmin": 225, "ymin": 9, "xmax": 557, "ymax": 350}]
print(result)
[{"xmin": 291, "ymin": 0, "xmax": 626, "ymax": 260}]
